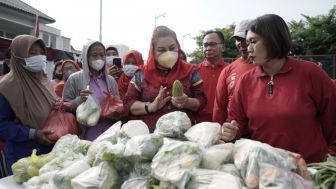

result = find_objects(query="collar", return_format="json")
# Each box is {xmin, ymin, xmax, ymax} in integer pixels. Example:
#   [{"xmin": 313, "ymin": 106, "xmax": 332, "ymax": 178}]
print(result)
[
  {"xmin": 255, "ymin": 57, "xmax": 293, "ymax": 77},
  {"xmin": 202, "ymin": 59, "xmax": 227, "ymax": 68}
]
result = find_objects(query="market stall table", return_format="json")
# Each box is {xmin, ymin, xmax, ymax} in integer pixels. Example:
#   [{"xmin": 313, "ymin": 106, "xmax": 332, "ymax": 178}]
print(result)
[{"xmin": 0, "ymin": 176, "xmax": 24, "ymax": 189}]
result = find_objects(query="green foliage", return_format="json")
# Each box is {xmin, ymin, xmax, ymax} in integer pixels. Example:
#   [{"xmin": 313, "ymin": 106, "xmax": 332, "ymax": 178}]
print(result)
[
  {"xmin": 288, "ymin": 5, "xmax": 336, "ymax": 55},
  {"xmin": 189, "ymin": 6, "xmax": 336, "ymax": 62}
]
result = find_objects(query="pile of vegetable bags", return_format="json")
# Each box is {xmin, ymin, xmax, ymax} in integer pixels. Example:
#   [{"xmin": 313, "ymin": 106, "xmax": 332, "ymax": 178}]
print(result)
[{"xmin": 11, "ymin": 111, "xmax": 314, "ymax": 189}]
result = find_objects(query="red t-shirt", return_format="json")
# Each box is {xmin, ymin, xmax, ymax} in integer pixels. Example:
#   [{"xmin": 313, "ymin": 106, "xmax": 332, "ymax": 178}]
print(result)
[
  {"xmin": 213, "ymin": 58, "xmax": 256, "ymax": 124},
  {"xmin": 196, "ymin": 59, "xmax": 228, "ymax": 122},
  {"xmin": 229, "ymin": 57, "xmax": 336, "ymax": 163}
]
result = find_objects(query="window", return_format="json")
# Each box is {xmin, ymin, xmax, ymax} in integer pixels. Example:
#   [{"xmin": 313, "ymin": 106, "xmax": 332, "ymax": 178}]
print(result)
[
  {"xmin": 50, "ymin": 35, "xmax": 56, "ymax": 48},
  {"xmin": 43, "ymin": 33, "xmax": 49, "ymax": 46}
]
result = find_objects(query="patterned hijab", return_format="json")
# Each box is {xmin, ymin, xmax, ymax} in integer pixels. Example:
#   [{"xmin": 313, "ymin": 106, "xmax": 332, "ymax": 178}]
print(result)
[{"xmin": 0, "ymin": 35, "xmax": 56, "ymax": 129}]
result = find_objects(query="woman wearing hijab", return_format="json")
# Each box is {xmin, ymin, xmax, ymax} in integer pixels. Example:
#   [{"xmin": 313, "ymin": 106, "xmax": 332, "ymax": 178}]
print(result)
[
  {"xmin": 54, "ymin": 60, "xmax": 80, "ymax": 97},
  {"xmin": 0, "ymin": 35, "xmax": 56, "ymax": 173},
  {"xmin": 63, "ymin": 41, "xmax": 119, "ymax": 141},
  {"xmin": 124, "ymin": 26, "xmax": 207, "ymax": 132},
  {"xmin": 118, "ymin": 50, "xmax": 144, "ymax": 100}
]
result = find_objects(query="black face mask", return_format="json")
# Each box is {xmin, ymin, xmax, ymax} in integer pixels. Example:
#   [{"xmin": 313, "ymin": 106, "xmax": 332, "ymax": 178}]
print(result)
[{"xmin": 54, "ymin": 74, "xmax": 63, "ymax": 80}]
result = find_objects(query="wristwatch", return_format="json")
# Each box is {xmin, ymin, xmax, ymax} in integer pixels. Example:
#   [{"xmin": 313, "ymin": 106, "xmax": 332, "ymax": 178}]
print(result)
[{"xmin": 144, "ymin": 102, "xmax": 151, "ymax": 114}]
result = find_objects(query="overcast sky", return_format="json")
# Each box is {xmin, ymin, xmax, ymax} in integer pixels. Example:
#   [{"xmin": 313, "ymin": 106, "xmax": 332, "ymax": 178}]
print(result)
[{"xmin": 22, "ymin": 0, "xmax": 335, "ymax": 58}]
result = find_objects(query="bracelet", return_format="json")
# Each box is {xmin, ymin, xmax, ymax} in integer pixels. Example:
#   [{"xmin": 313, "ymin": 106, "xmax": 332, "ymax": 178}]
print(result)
[{"xmin": 144, "ymin": 102, "xmax": 151, "ymax": 114}]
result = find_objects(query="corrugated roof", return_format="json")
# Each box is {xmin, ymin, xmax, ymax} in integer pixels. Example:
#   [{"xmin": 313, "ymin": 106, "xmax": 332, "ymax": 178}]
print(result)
[{"xmin": 0, "ymin": 0, "xmax": 55, "ymax": 23}]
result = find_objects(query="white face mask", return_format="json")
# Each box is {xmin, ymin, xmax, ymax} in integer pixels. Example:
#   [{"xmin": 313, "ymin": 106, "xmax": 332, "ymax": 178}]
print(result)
[
  {"xmin": 23, "ymin": 55, "xmax": 47, "ymax": 72},
  {"xmin": 90, "ymin": 59, "xmax": 105, "ymax": 71},
  {"xmin": 122, "ymin": 64, "xmax": 138, "ymax": 77},
  {"xmin": 157, "ymin": 51, "xmax": 178, "ymax": 69},
  {"xmin": 106, "ymin": 56, "xmax": 118, "ymax": 66}
]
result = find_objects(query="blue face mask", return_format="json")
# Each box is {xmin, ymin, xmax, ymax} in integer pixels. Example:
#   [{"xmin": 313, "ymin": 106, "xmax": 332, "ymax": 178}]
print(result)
[{"xmin": 23, "ymin": 55, "xmax": 47, "ymax": 72}]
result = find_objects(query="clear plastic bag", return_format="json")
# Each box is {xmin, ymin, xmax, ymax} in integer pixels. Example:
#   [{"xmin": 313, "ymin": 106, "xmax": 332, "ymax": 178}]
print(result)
[
  {"xmin": 151, "ymin": 138, "xmax": 202, "ymax": 189},
  {"xmin": 259, "ymin": 163, "xmax": 314, "ymax": 189},
  {"xmin": 76, "ymin": 95, "xmax": 101, "ymax": 126},
  {"xmin": 201, "ymin": 143, "xmax": 234, "ymax": 170},
  {"xmin": 155, "ymin": 111, "xmax": 191, "ymax": 139}
]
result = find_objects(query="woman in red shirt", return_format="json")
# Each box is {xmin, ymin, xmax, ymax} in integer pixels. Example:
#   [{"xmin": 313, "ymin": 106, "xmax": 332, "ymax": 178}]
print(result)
[
  {"xmin": 118, "ymin": 50, "xmax": 144, "ymax": 100},
  {"xmin": 221, "ymin": 14, "xmax": 336, "ymax": 163},
  {"xmin": 124, "ymin": 26, "xmax": 206, "ymax": 132}
]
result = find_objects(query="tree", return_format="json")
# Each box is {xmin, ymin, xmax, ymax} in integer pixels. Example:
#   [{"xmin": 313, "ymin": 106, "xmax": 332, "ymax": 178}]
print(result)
[
  {"xmin": 289, "ymin": 5, "xmax": 336, "ymax": 55},
  {"xmin": 188, "ymin": 25, "xmax": 238, "ymax": 64}
]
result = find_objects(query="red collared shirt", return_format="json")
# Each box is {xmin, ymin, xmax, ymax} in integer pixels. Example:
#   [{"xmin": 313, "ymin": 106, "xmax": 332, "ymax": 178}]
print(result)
[
  {"xmin": 229, "ymin": 57, "xmax": 336, "ymax": 163},
  {"xmin": 213, "ymin": 58, "xmax": 256, "ymax": 124},
  {"xmin": 196, "ymin": 59, "xmax": 228, "ymax": 122}
]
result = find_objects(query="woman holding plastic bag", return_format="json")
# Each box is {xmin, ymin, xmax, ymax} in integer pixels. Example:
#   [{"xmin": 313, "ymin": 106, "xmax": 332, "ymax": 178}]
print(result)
[
  {"xmin": 63, "ymin": 40, "xmax": 120, "ymax": 141},
  {"xmin": 0, "ymin": 35, "xmax": 57, "ymax": 173}
]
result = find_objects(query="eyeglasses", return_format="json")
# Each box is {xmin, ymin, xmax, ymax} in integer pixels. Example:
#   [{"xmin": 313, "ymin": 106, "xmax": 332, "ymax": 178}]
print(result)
[{"xmin": 202, "ymin": 42, "xmax": 222, "ymax": 48}]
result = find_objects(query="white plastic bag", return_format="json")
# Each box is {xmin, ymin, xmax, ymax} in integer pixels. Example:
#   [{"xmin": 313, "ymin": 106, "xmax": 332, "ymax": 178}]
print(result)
[
  {"xmin": 151, "ymin": 138, "xmax": 202, "ymax": 189},
  {"xmin": 118, "ymin": 120, "xmax": 149, "ymax": 143},
  {"xmin": 184, "ymin": 122, "xmax": 221, "ymax": 147},
  {"xmin": 94, "ymin": 121, "xmax": 121, "ymax": 144},
  {"xmin": 76, "ymin": 95, "xmax": 101, "ymax": 126},
  {"xmin": 71, "ymin": 161, "xmax": 119, "ymax": 189},
  {"xmin": 155, "ymin": 111, "xmax": 191, "ymax": 139},
  {"xmin": 51, "ymin": 159, "xmax": 91, "ymax": 189},
  {"xmin": 124, "ymin": 134, "xmax": 163, "ymax": 161},
  {"xmin": 201, "ymin": 143, "xmax": 234, "ymax": 170}
]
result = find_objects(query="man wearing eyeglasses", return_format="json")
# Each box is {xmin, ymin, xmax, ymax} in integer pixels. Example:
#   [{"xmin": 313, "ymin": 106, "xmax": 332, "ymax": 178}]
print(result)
[
  {"xmin": 213, "ymin": 19, "xmax": 256, "ymax": 125},
  {"xmin": 196, "ymin": 30, "xmax": 229, "ymax": 123}
]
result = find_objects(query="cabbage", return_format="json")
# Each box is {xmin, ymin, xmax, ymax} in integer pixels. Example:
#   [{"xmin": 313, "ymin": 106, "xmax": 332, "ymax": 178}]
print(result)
[
  {"xmin": 12, "ymin": 149, "xmax": 52, "ymax": 184},
  {"xmin": 51, "ymin": 134, "xmax": 91, "ymax": 156},
  {"xmin": 184, "ymin": 122, "xmax": 221, "ymax": 147},
  {"xmin": 155, "ymin": 111, "xmax": 191, "ymax": 139}
]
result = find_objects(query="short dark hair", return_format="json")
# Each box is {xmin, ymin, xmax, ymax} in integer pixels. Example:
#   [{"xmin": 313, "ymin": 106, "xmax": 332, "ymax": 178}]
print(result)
[
  {"xmin": 203, "ymin": 30, "xmax": 225, "ymax": 44},
  {"xmin": 248, "ymin": 14, "xmax": 291, "ymax": 60}
]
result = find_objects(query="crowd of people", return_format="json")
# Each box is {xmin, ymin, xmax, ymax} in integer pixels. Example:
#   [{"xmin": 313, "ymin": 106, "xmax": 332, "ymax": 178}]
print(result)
[{"xmin": 0, "ymin": 14, "xmax": 335, "ymax": 178}]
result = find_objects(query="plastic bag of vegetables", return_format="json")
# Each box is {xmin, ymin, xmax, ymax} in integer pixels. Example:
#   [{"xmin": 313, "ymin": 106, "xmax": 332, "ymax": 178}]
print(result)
[
  {"xmin": 219, "ymin": 164, "xmax": 242, "ymax": 179},
  {"xmin": 154, "ymin": 111, "xmax": 191, "ymax": 139},
  {"xmin": 71, "ymin": 161, "xmax": 119, "ymax": 189},
  {"xmin": 51, "ymin": 134, "xmax": 91, "ymax": 156},
  {"xmin": 121, "ymin": 176, "xmax": 150, "ymax": 189},
  {"xmin": 12, "ymin": 149, "xmax": 52, "ymax": 184},
  {"xmin": 233, "ymin": 139, "xmax": 301, "ymax": 188},
  {"xmin": 24, "ymin": 171, "xmax": 58, "ymax": 189},
  {"xmin": 259, "ymin": 163, "xmax": 313, "ymax": 189},
  {"xmin": 151, "ymin": 138, "xmax": 202, "ymax": 189},
  {"xmin": 200, "ymin": 143, "xmax": 234, "ymax": 170},
  {"xmin": 86, "ymin": 140, "xmax": 113, "ymax": 166},
  {"xmin": 184, "ymin": 122, "xmax": 221, "ymax": 147},
  {"xmin": 118, "ymin": 120, "xmax": 149, "ymax": 144},
  {"xmin": 76, "ymin": 95, "xmax": 101, "ymax": 126},
  {"xmin": 186, "ymin": 169, "xmax": 243, "ymax": 189},
  {"xmin": 124, "ymin": 134, "xmax": 163, "ymax": 162},
  {"xmin": 51, "ymin": 158, "xmax": 91, "ymax": 189},
  {"xmin": 39, "ymin": 151, "xmax": 84, "ymax": 175},
  {"xmin": 94, "ymin": 121, "xmax": 121, "ymax": 144}
]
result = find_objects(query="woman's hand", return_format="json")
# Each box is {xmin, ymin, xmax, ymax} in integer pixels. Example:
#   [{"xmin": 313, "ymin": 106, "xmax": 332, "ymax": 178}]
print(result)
[
  {"xmin": 108, "ymin": 65, "xmax": 123, "ymax": 79},
  {"xmin": 220, "ymin": 120, "xmax": 239, "ymax": 142},
  {"xmin": 171, "ymin": 93, "xmax": 189, "ymax": 109},
  {"xmin": 79, "ymin": 89, "xmax": 92, "ymax": 101},
  {"xmin": 36, "ymin": 130, "xmax": 54, "ymax": 146},
  {"xmin": 148, "ymin": 86, "xmax": 171, "ymax": 112}
]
